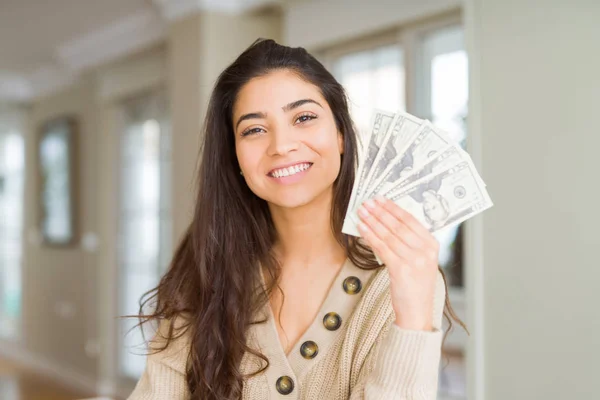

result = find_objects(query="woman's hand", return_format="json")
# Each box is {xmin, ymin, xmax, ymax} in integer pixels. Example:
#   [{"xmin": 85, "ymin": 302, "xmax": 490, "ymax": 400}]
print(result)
[{"xmin": 357, "ymin": 195, "xmax": 440, "ymax": 332}]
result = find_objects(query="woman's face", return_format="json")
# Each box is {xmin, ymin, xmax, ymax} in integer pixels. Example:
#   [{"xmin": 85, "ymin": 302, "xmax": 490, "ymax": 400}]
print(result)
[{"xmin": 233, "ymin": 69, "xmax": 343, "ymax": 209}]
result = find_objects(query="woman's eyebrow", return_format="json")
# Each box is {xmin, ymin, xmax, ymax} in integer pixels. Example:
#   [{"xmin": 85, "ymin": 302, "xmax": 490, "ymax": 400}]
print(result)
[
  {"xmin": 282, "ymin": 98, "xmax": 323, "ymax": 112},
  {"xmin": 235, "ymin": 99, "xmax": 322, "ymax": 129},
  {"xmin": 235, "ymin": 111, "xmax": 267, "ymax": 129}
]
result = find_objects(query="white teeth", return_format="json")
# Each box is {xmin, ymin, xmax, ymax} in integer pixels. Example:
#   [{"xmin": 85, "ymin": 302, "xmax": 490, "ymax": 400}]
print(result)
[{"xmin": 272, "ymin": 163, "xmax": 310, "ymax": 178}]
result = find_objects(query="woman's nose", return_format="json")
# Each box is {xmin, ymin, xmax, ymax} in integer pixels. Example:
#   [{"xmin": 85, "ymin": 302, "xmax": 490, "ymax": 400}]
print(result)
[{"xmin": 267, "ymin": 127, "xmax": 299, "ymax": 156}]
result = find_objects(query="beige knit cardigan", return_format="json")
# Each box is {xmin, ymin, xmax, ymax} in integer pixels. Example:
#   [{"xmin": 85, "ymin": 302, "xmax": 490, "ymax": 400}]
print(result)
[{"xmin": 128, "ymin": 258, "xmax": 446, "ymax": 399}]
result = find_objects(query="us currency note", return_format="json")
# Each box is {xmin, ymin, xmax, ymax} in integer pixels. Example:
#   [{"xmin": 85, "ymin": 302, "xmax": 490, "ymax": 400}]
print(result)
[
  {"xmin": 436, "ymin": 146, "xmax": 487, "ymax": 188},
  {"xmin": 360, "ymin": 112, "xmax": 424, "ymax": 200},
  {"xmin": 343, "ymin": 159, "xmax": 491, "ymax": 237},
  {"xmin": 346, "ymin": 109, "xmax": 395, "ymax": 214},
  {"xmin": 383, "ymin": 145, "xmax": 465, "ymax": 198},
  {"xmin": 365, "ymin": 122, "xmax": 455, "ymax": 199},
  {"xmin": 386, "ymin": 160, "xmax": 493, "ymax": 233}
]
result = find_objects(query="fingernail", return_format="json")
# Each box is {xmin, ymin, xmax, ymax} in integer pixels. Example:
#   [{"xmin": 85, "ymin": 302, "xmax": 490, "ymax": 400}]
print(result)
[
  {"xmin": 357, "ymin": 222, "xmax": 368, "ymax": 232},
  {"xmin": 363, "ymin": 200, "xmax": 375, "ymax": 209},
  {"xmin": 358, "ymin": 206, "xmax": 369, "ymax": 217}
]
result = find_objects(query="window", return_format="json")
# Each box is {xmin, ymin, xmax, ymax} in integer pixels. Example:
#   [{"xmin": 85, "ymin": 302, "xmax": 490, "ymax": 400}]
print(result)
[
  {"xmin": 117, "ymin": 91, "xmax": 171, "ymax": 379},
  {"xmin": 327, "ymin": 24, "xmax": 467, "ymax": 290},
  {"xmin": 0, "ymin": 125, "xmax": 25, "ymax": 340},
  {"xmin": 419, "ymin": 25, "xmax": 468, "ymax": 289},
  {"xmin": 417, "ymin": 25, "xmax": 468, "ymax": 293},
  {"xmin": 332, "ymin": 43, "xmax": 405, "ymax": 146},
  {"xmin": 324, "ymin": 16, "xmax": 468, "ymax": 399}
]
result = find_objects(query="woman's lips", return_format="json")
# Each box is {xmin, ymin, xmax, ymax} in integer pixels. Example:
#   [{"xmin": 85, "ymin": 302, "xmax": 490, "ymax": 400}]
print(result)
[
  {"xmin": 268, "ymin": 162, "xmax": 313, "ymax": 184},
  {"xmin": 268, "ymin": 162, "xmax": 312, "ymax": 178}
]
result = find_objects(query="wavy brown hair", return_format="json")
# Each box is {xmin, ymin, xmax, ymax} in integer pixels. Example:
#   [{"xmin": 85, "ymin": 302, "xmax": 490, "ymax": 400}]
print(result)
[{"xmin": 126, "ymin": 38, "xmax": 467, "ymax": 399}]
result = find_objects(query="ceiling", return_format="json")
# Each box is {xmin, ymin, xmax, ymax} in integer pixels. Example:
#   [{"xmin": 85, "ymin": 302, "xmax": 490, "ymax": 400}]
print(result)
[
  {"xmin": 0, "ymin": 0, "xmax": 281, "ymax": 101},
  {"xmin": 0, "ymin": 0, "xmax": 150, "ymax": 73}
]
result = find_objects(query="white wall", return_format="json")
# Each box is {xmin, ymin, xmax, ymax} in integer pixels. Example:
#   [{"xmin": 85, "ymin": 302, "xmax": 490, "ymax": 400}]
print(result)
[
  {"xmin": 285, "ymin": 0, "xmax": 460, "ymax": 49},
  {"xmin": 465, "ymin": 0, "xmax": 600, "ymax": 398}
]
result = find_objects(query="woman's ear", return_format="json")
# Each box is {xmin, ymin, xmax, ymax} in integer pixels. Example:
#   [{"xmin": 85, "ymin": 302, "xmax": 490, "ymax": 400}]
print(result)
[{"xmin": 338, "ymin": 131, "xmax": 344, "ymax": 154}]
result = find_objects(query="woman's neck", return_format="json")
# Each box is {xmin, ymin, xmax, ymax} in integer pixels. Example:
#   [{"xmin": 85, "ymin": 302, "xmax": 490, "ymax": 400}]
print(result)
[{"xmin": 268, "ymin": 190, "xmax": 345, "ymax": 271}]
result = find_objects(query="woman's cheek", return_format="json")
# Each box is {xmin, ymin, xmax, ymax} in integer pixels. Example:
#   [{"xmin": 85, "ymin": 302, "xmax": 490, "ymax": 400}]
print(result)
[
  {"xmin": 237, "ymin": 142, "xmax": 261, "ymax": 173},
  {"xmin": 309, "ymin": 125, "xmax": 338, "ymax": 151}
]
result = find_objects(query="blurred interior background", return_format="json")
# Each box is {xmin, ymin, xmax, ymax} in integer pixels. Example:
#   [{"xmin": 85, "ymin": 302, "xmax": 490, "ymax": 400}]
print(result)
[{"xmin": 0, "ymin": 0, "xmax": 598, "ymax": 399}]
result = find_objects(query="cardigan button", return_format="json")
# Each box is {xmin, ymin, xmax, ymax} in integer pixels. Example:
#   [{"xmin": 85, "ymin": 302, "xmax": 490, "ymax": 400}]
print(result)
[
  {"xmin": 275, "ymin": 375, "xmax": 294, "ymax": 395},
  {"xmin": 323, "ymin": 312, "xmax": 342, "ymax": 331},
  {"xmin": 342, "ymin": 276, "xmax": 362, "ymax": 294},
  {"xmin": 300, "ymin": 340, "xmax": 319, "ymax": 359}
]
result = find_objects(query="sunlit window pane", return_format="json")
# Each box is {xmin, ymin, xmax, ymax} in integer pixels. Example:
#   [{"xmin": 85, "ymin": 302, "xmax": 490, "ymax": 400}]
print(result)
[
  {"xmin": 0, "ymin": 130, "xmax": 24, "ymax": 340},
  {"xmin": 39, "ymin": 126, "xmax": 72, "ymax": 242},
  {"xmin": 118, "ymin": 94, "xmax": 171, "ymax": 379},
  {"xmin": 432, "ymin": 50, "xmax": 468, "ymax": 146},
  {"xmin": 332, "ymin": 44, "xmax": 405, "ymax": 145}
]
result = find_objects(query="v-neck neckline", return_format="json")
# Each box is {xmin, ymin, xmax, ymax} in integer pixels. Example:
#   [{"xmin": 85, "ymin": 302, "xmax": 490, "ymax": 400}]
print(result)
[
  {"xmin": 254, "ymin": 257, "xmax": 379, "ymax": 383},
  {"xmin": 261, "ymin": 257, "xmax": 349, "ymax": 357}
]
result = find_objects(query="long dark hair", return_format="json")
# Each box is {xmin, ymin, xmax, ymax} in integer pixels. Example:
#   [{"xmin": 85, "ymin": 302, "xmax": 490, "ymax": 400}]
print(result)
[{"xmin": 128, "ymin": 38, "xmax": 466, "ymax": 399}]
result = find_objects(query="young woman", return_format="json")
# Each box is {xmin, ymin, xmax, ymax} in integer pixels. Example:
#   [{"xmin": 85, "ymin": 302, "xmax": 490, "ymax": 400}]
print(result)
[{"xmin": 128, "ymin": 38, "xmax": 464, "ymax": 399}]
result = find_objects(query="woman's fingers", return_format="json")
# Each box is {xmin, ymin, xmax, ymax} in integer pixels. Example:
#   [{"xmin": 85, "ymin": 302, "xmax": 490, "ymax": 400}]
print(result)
[
  {"xmin": 358, "ymin": 196, "xmax": 440, "ymax": 269},
  {"xmin": 357, "ymin": 205, "xmax": 414, "ymax": 262},
  {"xmin": 357, "ymin": 219, "xmax": 395, "ymax": 262},
  {"xmin": 362, "ymin": 198, "xmax": 425, "ymax": 250},
  {"xmin": 357, "ymin": 218, "xmax": 413, "ymax": 266},
  {"xmin": 374, "ymin": 195, "xmax": 439, "ymax": 249}
]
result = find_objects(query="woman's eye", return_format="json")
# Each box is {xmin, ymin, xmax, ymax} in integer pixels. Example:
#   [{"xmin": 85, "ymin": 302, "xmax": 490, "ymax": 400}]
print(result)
[
  {"xmin": 241, "ymin": 127, "xmax": 264, "ymax": 137},
  {"xmin": 295, "ymin": 113, "xmax": 317, "ymax": 124}
]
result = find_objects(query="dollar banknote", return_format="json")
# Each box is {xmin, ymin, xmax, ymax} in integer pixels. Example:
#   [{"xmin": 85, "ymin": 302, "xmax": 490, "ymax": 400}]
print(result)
[
  {"xmin": 365, "ymin": 121, "xmax": 455, "ymax": 199},
  {"xmin": 342, "ymin": 109, "xmax": 492, "ymax": 243},
  {"xmin": 343, "ymin": 159, "xmax": 491, "ymax": 237},
  {"xmin": 386, "ymin": 160, "xmax": 492, "ymax": 232},
  {"xmin": 361, "ymin": 112, "xmax": 423, "ymax": 199},
  {"xmin": 346, "ymin": 109, "xmax": 395, "ymax": 213},
  {"xmin": 383, "ymin": 145, "xmax": 466, "ymax": 198}
]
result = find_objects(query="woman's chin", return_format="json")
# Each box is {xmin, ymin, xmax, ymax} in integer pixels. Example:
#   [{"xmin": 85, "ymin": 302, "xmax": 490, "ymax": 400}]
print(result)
[
  {"xmin": 267, "ymin": 196, "xmax": 313, "ymax": 210},
  {"xmin": 262, "ymin": 189, "xmax": 320, "ymax": 210},
  {"xmin": 252, "ymin": 180, "xmax": 335, "ymax": 211}
]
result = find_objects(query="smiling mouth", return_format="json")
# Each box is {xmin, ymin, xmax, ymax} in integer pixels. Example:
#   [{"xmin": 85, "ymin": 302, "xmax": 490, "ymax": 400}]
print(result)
[{"xmin": 268, "ymin": 162, "xmax": 313, "ymax": 178}]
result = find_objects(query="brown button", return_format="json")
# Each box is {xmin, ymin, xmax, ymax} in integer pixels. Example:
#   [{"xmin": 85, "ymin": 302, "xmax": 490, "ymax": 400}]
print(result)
[
  {"xmin": 323, "ymin": 312, "xmax": 342, "ymax": 331},
  {"xmin": 300, "ymin": 340, "xmax": 319, "ymax": 359},
  {"xmin": 276, "ymin": 376, "xmax": 294, "ymax": 395},
  {"xmin": 343, "ymin": 276, "xmax": 362, "ymax": 294}
]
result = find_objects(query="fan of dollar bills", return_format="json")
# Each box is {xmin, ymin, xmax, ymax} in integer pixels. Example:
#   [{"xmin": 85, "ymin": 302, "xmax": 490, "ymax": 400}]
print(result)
[{"xmin": 342, "ymin": 109, "xmax": 493, "ymax": 238}]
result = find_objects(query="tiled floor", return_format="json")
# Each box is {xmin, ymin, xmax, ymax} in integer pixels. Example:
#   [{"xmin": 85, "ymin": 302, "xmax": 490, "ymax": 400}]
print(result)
[{"xmin": 0, "ymin": 357, "xmax": 94, "ymax": 400}]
